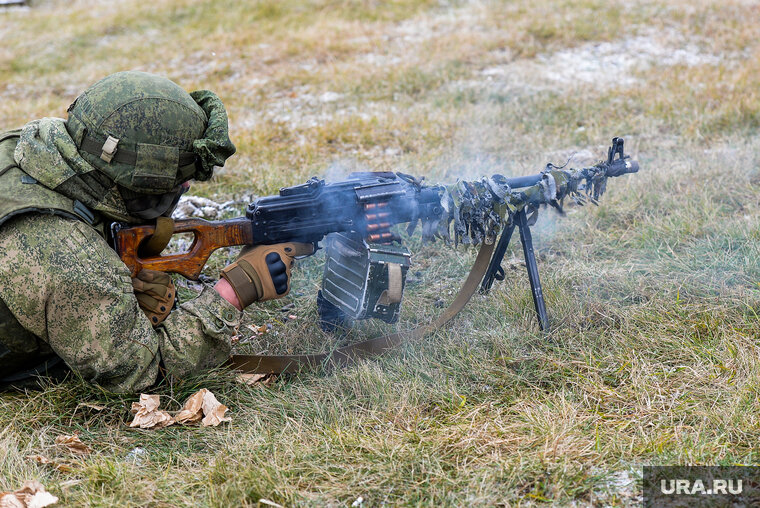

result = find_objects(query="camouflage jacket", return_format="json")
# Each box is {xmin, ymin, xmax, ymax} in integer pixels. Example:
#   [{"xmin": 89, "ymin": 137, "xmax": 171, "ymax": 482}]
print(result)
[{"xmin": 0, "ymin": 129, "xmax": 241, "ymax": 393}]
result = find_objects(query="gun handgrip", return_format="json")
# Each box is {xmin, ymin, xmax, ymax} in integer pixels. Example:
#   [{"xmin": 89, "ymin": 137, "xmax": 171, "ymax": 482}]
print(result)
[{"xmin": 115, "ymin": 217, "xmax": 254, "ymax": 279}]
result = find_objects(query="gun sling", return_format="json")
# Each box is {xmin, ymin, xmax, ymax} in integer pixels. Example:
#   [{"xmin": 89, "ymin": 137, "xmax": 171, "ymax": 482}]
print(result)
[{"xmin": 226, "ymin": 242, "xmax": 494, "ymax": 374}]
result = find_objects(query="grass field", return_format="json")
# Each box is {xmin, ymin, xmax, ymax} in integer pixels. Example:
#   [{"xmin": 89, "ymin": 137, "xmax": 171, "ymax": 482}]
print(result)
[{"xmin": 2, "ymin": 0, "xmax": 760, "ymax": 505}]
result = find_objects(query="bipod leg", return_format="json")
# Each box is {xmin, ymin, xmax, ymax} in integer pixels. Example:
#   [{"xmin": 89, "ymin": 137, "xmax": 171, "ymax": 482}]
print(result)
[
  {"xmin": 480, "ymin": 221, "xmax": 517, "ymax": 294},
  {"xmin": 516, "ymin": 209, "xmax": 549, "ymax": 331}
]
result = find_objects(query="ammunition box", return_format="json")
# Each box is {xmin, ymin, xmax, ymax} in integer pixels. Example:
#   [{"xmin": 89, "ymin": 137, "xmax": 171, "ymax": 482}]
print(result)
[{"xmin": 321, "ymin": 232, "xmax": 411, "ymax": 324}]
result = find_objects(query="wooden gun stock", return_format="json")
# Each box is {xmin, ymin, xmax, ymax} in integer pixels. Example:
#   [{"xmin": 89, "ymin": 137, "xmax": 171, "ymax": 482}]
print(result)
[{"xmin": 114, "ymin": 217, "xmax": 254, "ymax": 280}]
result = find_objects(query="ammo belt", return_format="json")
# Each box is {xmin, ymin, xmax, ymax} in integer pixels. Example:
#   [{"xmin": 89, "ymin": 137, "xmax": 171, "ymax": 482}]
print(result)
[{"xmin": 227, "ymin": 242, "xmax": 494, "ymax": 374}]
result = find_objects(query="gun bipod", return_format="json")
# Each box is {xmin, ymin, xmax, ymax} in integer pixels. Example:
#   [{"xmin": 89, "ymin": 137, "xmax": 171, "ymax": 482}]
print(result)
[{"xmin": 480, "ymin": 208, "xmax": 549, "ymax": 331}]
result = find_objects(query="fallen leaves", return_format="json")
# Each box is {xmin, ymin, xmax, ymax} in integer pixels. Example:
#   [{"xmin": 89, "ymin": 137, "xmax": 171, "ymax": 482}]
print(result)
[
  {"xmin": 127, "ymin": 389, "xmax": 230, "ymax": 429},
  {"xmin": 237, "ymin": 373, "xmax": 278, "ymax": 387},
  {"xmin": 173, "ymin": 390, "xmax": 204, "ymax": 425},
  {"xmin": 174, "ymin": 389, "xmax": 230, "ymax": 426},
  {"xmin": 26, "ymin": 455, "xmax": 75, "ymax": 474},
  {"xmin": 129, "ymin": 394, "xmax": 174, "ymax": 429},
  {"xmin": 247, "ymin": 324, "xmax": 269, "ymax": 336},
  {"xmin": 27, "ymin": 434, "xmax": 89, "ymax": 474},
  {"xmin": 199, "ymin": 390, "xmax": 231, "ymax": 426},
  {"xmin": 54, "ymin": 434, "xmax": 91, "ymax": 455},
  {"xmin": 0, "ymin": 481, "xmax": 58, "ymax": 508}
]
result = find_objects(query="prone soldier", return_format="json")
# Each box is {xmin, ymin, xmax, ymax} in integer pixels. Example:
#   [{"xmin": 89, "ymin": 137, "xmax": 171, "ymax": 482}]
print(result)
[{"xmin": 0, "ymin": 71, "xmax": 307, "ymax": 393}]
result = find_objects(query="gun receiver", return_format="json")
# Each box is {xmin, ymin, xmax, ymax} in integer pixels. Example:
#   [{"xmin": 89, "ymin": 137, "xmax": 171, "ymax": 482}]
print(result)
[
  {"xmin": 114, "ymin": 173, "xmax": 443, "ymax": 279},
  {"xmin": 246, "ymin": 173, "xmax": 443, "ymax": 245}
]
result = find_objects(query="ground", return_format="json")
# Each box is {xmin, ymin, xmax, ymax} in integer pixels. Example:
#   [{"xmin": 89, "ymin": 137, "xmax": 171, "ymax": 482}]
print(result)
[{"xmin": 1, "ymin": 0, "xmax": 760, "ymax": 506}]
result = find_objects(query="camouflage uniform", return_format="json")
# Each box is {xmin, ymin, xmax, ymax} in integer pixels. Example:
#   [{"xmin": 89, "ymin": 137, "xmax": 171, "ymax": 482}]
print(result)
[
  {"xmin": 0, "ymin": 72, "xmax": 241, "ymax": 393},
  {"xmin": 0, "ymin": 214, "xmax": 240, "ymax": 393}
]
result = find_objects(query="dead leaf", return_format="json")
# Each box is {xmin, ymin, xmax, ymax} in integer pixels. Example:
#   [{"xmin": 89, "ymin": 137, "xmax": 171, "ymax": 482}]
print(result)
[
  {"xmin": 0, "ymin": 481, "xmax": 58, "ymax": 508},
  {"xmin": 175, "ymin": 389, "xmax": 231, "ymax": 427},
  {"xmin": 173, "ymin": 390, "xmax": 205, "ymax": 425},
  {"xmin": 135, "ymin": 393, "xmax": 160, "ymax": 412},
  {"xmin": 129, "ymin": 394, "xmax": 174, "ymax": 429},
  {"xmin": 27, "ymin": 455, "xmax": 75, "ymax": 473},
  {"xmin": 54, "ymin": 434, "xmax": 90, "ymax": 456},
  {"xmin": 0, "ymin": 493, "xmax": 25, "ymax": 508},
  {"xmin": 126, "ymin": 391, "xmax": 230, "ymax": 429},
  {"xmin": 200, "ymin": 390, "xmax": 231, "ymax": 427},
  {"xmin": 237, "ymin": 373, "xmax": 277, "ymax": 387},
  {"xmin": 237, "ymin": 373, "xmax": 268, "ymax": 385},
  {"xmin": 246, "ymin": 324, "xmax": 268, "ymax": 336}
]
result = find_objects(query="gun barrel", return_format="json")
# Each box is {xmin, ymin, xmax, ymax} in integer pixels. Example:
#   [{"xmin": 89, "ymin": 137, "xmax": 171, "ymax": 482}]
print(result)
[
  {"xmin": 606, "ymin": 157, "xmax": 639, "ymax": 177},
  {"xmin": 504, "ymin": 157, "xmax": 639, "ymax": 189},
  {"xmin": 504, "ymin": 174, "xmax": 542, "ymax": 189}
]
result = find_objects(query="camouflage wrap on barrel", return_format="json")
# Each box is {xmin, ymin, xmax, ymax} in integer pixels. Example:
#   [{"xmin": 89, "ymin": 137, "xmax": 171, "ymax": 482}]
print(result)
[
  {"xmin": 0, "ymin": 214, "xmax": 241, "ymax": 393},
  {"xmin": 432, "ymin": 163, "xmax": 620, "ymax": 246}
]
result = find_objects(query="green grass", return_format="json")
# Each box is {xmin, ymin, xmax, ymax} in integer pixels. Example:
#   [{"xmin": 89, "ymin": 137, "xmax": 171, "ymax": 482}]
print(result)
[{"xmin": 2, "ymin": 0, "xmax": 760, "ymax": 505}]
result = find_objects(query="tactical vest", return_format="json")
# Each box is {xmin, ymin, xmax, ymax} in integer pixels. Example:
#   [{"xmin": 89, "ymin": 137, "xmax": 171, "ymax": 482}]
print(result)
[
  {"xmin": 0, "ymin": 130, "xmax": 98, "ymax": 228},
  {"xmin": 0, "ymin": 131, "xmax": 97, "ymax": 389}
]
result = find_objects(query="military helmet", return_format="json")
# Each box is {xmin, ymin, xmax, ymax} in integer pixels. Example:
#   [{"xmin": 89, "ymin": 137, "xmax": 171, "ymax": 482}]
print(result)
[
  {"xmin": 66, "ymin": 71, "xmax": 205, "ymax": 194},
  {"xmin": 64, "ymin": 71, "xmax": 236, "ymax": 219}
]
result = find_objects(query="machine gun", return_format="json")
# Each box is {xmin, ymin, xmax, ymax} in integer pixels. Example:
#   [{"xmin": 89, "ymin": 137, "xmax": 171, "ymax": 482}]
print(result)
[{"xmin": 114, "ymin": 138, "xmax": 639, "ymax": 348}]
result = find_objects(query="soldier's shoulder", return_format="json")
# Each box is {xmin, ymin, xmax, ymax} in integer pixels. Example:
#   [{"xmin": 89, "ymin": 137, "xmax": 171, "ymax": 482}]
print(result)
[
  {"xmin": 0, "ymin": 211, "xmax": 81, "ymax": 233},
  {"xmin": 0, "ymin": 212, "xmax": 108, "ymax": 261}
]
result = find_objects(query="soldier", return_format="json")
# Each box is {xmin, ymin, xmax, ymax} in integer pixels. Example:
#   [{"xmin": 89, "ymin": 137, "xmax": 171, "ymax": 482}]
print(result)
[{"xmin": 0, "ymin": 71, "xmax": 305, "ymax": 393}]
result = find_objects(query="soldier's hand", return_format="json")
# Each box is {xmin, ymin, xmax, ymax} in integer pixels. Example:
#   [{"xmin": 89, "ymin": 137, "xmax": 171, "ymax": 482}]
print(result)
[
  {"xmin": 132, "ymin": 269, "xmax": 176, "ymax": 326},
  {"xmin": 220, "ymin": 243, "xmax": 313, "ymax": 309}
]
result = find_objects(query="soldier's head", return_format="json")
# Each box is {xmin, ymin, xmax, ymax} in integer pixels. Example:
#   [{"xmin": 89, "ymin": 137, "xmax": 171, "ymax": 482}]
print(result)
[{"xmin": 65, "ymin": 71, "xmax": 236, "ymax": 219}]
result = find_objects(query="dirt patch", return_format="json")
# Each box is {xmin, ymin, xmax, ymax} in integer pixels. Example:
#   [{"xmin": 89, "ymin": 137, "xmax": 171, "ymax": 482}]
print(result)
[
  {"xmin": 474, "ymin": 29, "xmax": 728, "ymax": 93},
  {"xmin": 239, "ymin": 86, "xmax": 398, "ymax": 131},
  {"xmin": 591, "ymin": 469, "xmax": 642, "ymax": 506}
]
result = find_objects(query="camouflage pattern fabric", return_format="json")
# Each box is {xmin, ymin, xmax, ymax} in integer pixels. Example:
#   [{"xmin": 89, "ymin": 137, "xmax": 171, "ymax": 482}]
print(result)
[
  {"xmin": 15, "ymin": 118, "xmax": 140, "ymax": 223},
  {"xmin": 188, "ymin": 90, "xmax": 237, "ymax": 181},
  {"xmin": 0, "ymin": 73, "xmax": 240, "ymax": 393},
  {"xmin": 0, "ymin": 296, "xmax": 54, "ymax": 363},
  {"xmin": 64, "ymin": 71, "xmax": 208, "ymax": 194},
  {"xmin": 0, "ymin": 213, "xmax": 241, "ymax": 393}
]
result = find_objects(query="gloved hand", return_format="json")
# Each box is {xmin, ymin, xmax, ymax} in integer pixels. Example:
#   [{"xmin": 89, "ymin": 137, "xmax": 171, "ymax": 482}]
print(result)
[
  {"xmin": 220, "ymin": 243, "xmax": 314, "ymax": 309},
  {"xmin": 131, "ymin": 269, "xmax": 176, "ymax": 326}
]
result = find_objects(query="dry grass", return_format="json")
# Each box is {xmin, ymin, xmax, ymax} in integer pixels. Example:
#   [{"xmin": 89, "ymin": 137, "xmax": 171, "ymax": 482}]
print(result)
[{"xmin": 2, "ymin": 0, "xmax": 760, "ymax": 505}]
